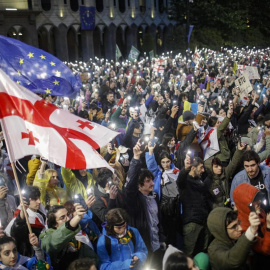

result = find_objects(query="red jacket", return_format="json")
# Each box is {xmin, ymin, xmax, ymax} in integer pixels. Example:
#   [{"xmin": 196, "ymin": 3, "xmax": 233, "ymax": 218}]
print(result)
[{"xmin": 233, "ymin": 183, "xmax": 270, "ymax": 255}]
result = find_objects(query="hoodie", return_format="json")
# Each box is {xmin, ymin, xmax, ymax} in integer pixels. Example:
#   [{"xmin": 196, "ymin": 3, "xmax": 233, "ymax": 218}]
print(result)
[
  {"xmin": 207, "ymin": 207, "xmax": 256, "ymax": 270},
  {"xmin": 233, "ymin": 183, "xmax": 270, "ymax": 255}
]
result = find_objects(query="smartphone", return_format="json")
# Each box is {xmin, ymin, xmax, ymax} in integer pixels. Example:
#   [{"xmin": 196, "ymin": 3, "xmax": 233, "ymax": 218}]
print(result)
[
  {"xmin": 150, "ymin": 137, "xmax": 158, "ymax": 147},
  {"xmin": 238, "ymin": 135, "xmax": 242, "ymax": 144},
  {"xmin": 187, "ymin": 149, "xmax": 195, "ymax": 159},
  {"xmin": 73, "ymin": 194, "xmax": 88, "ymax": 211},
  {"xmin": 21, "ymin": 189, "xmax": 30, "ymax": 205},
  {"xmin": 248, "ymin": 202, "xmax": 256, "ymax": 212},
  {"xmin": 110, "ymin": 138, "xmax": 116, "ymax": 150},
  {"xmin": 140, "ymin": 140, "xmax": 146, "ymax": 151}
]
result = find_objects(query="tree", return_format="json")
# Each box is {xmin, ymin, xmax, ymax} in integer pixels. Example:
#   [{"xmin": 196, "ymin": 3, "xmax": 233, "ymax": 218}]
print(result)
[{"xmin": 168, "ymin": 0, "xmax": 270, "ymax": 48}]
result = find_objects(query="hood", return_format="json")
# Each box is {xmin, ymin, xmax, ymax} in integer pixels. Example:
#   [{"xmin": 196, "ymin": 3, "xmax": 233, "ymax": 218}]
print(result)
[
  {"xmin": 233, "ymin": 183, "xmax": 259, "ymax": 231},
  {"xmin": 207, "ymin": 207, "xmax": 234, "ymax": 245}
]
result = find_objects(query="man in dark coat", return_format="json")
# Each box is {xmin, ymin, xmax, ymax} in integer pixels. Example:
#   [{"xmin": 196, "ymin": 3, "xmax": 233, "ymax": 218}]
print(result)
[{"xmin": 124, "ymin": 141, "xmax": 166, "ymax": 270}]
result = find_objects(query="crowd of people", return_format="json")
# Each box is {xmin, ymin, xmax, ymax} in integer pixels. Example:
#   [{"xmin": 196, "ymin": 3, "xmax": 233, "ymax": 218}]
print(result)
[{"xmin": 1, "ymin": 46, "xmax": 270, "ymax": 270}]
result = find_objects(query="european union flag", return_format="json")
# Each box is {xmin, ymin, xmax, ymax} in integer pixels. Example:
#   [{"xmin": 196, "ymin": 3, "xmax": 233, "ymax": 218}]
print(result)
[
  {"xmin": 0, "ymin": 35, "xmax": 82, "ymax": 98},
  {"xmin": 80, "ymin": 6, "xmax": 95, "ymax": 31}
]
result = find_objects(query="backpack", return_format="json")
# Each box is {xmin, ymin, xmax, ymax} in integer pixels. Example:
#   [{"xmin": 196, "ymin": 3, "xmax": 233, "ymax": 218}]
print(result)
[{"xmin": 104, "ymin": 229, "xmax": 136, "ymax": 257}]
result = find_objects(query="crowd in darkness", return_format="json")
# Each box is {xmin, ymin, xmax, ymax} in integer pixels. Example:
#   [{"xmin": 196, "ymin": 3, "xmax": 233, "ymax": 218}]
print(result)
[{"xmin": 1, "ymin": 47, "xmax": 270, "ymax": 270}]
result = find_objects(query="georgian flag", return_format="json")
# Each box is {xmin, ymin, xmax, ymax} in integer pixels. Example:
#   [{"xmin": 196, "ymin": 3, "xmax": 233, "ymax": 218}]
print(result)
[
  {"xmin": 198, "ymin": 126, "xmax": 220, "ymax": 161},
  {"xmin": 0, "ymin": 70, "xmax": 118, "ymax": 170}
]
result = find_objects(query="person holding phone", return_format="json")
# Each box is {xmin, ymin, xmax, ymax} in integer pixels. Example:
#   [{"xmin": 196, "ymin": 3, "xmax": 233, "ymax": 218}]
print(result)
[
  {"xmin": 5, "ymin": 186, "xmax": 46, "ymax": 258},
  {"xmin": 33, "ymin": 157, "xmax": 69, "ymax": 209},
  {"xmin": 0, "ymin": 175, "xmax": 17, "ymax": 229},
  {"xmin": 233, "ymin": 183, "xmax": 270, "ymax": 269},
  {"xmin": 145, "ymin": 142, "xmax": 181, "ymax": 248},
  {"xmin": 40, "ymin": 203, "xmax": 98, "ymax": 270},
  {"xmin": 97, "ymin": 208, "xmax": 147, "ymax": 270}
]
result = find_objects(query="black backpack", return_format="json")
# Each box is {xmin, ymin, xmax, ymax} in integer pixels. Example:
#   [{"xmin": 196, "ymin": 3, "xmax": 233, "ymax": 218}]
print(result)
[{"xmin": 104, "ymin": 229, "xmax": 136, "ymax": 257}]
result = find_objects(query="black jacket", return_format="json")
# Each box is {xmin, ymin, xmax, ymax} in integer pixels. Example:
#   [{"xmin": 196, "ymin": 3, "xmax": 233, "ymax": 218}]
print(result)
[
  {"xmin": 10, "ymin": 212, "xmax": 46, "ymax": 257},
  {"xmin": 124, "ymin": 158, "xmax": 166, "ymax": 251},
  {"xmin": 176, "ymin": 168, "xmax": 211, "ymax": 225},
  {"xmin": 91, "ymin": 184, "xmax": 124, "ymax": 229},
  {"xmin": 238, "ymin": 103, "xmax": 255, "ymax": 135}
]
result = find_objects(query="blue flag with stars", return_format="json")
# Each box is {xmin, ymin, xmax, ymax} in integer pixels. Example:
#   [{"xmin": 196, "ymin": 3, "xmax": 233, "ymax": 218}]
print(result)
[
  {"xmin": 80, "ymin": 6, "xmax": 95, "ymax": 31},
  {"xmin": 0, "ymin": 35, "xmax": 82, "ymax": 97}
]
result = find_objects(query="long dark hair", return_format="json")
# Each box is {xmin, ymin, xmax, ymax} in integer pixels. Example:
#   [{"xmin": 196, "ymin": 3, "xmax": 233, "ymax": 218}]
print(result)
[
  {"xmin": 161, "ymin": 133, "xmax": 175, "ymax": 154},
  {"xmin": 158, "ymin": 151, "xmax": 173, "ymax": 171}
]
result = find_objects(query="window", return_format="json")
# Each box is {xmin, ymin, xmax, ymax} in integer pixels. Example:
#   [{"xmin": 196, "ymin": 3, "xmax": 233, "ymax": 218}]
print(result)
[
  {"xmin": 139, "ymin": 0, "xmax": 146, "ymax": 13},
  {"xmin": 119, "ymin": 0, "xmax": 125, "ymax": 13},
  {"xmin": 70, "ymin": 0, "xmax": 79, "ymax": 11},
  {"xmin": 159, "ymin": 0, "xmax": 163, "ymax": 13},
  {"xmin": 41, "ymin": 0, "xmax": 51, "ymax": 11},
  {"xmin": 96, "ymin": 0, "xmax": 103, "ymax": 12}
]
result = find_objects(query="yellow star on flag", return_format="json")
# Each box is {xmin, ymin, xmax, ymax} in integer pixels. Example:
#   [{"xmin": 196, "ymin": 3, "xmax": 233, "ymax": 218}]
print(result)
[
  {"xmin": 17, "ymin": 70, "xmax": 21, "ymax": 76},
  {"xmin": 50, "ymin": 61, "xmax": 56, "ymax": 66},
  {"xmin": 45, "ymin": 88, "xmax": 52, "ymax": 94},
  {"xmin": 27, "ymin": 52, "xmax": 34, "ymax": 59},
  {"xmin": 53, "ymin": 80, "xmax": 59, "ymax": 85},
  {"xmin": 55, "ymin": 70, "xmax": 61, "ymax": 77},
  {"xmin": 19, "ymin": 59, "xmax": 24, "ymax": 65},
  {"xmin": 40, "ymin": 55, "xmax": 46, "ymax": 59},
  {"xmin": 16, "ymin": 81, "xmax": 20, "ymax": 84}
]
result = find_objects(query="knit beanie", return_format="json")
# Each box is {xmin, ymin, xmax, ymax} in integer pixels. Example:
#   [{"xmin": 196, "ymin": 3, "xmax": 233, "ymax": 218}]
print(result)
[{"xmin": 183, "ymin": 110, "xmax": 195, "ymax": 122}]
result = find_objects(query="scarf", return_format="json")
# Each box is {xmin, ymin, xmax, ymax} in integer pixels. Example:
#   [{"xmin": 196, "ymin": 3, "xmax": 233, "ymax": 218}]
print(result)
[{"xmin": 161, "ymin": 168, "xmax": 180, "ymax": 185}]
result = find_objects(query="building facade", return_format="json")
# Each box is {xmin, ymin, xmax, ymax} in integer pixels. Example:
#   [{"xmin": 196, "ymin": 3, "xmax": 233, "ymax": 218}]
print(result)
[{"xmin": 0, "ymin": 0, "xmax": 175, "ymax": 61}]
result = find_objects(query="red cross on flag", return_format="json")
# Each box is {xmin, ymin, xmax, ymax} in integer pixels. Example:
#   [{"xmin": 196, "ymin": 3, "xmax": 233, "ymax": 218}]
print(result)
[
  {"xmin": 0, "ymin": 70, "xmax": 118, "ymax": 170},
  {"xmin": 193, "ymin": 51, "xmax": 200, "ymax": 64},
  {"xmin": 153, "ymin": 65, "xmax": 165, "ymax": 74},
  {"xmin": 197, "ymin": 126, "xmax": 219, "ymax": 160}
]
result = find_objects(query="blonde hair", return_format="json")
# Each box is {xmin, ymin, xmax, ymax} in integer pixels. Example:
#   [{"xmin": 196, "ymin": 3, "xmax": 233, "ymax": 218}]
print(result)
[{"xmin": 45, "ymin": 169, "xmax": 58, "ymax": 181}]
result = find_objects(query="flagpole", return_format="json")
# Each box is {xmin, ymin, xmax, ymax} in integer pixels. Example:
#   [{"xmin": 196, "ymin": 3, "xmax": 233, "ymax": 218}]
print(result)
[
  {"xmin": 11, "ymin": 162, "xmax": 32, "ymax": 234},
  {"xmin": 0, "ymin": 121, "xmax": 32, "ymax": 234}
]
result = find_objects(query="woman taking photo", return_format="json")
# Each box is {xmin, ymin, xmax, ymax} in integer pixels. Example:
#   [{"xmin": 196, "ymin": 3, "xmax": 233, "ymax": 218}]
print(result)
[
  {"xmin": 0, "ymin": 235, "xmax": 52, "ymax": 269},
  {"xmin": 145, "ymin": 144, "xmax": 181, "ymax": 248}
]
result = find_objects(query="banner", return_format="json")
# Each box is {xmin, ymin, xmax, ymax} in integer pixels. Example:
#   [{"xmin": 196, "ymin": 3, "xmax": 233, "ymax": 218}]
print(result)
[
  {"xmin": 235, "ymin": 74, "xmax": 253, "ymax": 98},
  {"xmin": 80, "ymin": 6, "xmax": 95, "ymax": 30},
  {"xmin": 149, "ymin": 50, "xmax": 155, "ymax": 61},
  {"xmin": 128, "ymin": 46, "xmax": 140, "ymax": 62},
  {"xmin": 0, "ymin": 35, "xmax": 81, "ymax": 98},
  {"xmin": 0, "ymin": 70, "xmax": 118, "ymax": 170},
  {"xmin": 115, "ymin": 44, "xmax": 122, "ymax": 61},
  {"xmin": 243, "ymin": 66, "xmax": 260, "ymax": 80}
]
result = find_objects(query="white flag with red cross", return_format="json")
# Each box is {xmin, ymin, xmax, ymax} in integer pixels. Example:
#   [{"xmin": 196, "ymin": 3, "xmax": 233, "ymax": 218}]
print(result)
[
  {"xmin": 154, "ymin": 59, "xmax": 167, "ymax": 66},
  {"xmin": 198, "ymin": 126, "xmax": 219, "ymax": 160},
  {"xmin": 0, "ymin": 70, "xmax": 118, "ymax": 170},
  {"xmin": 193, "ymin": 51, "xmax": 200, "ymax": 64},
  {"xmin": 153, "ymin": 64, "xmax": 165, "ymax": 74}
]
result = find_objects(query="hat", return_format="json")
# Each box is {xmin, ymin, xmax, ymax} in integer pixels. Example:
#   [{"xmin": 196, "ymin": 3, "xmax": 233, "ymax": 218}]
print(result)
[
  {"xmin": 194, "ymin": 252, "xmax": 211, "ymax": 270},
  {"xmin": 118, "ymin": 145, "xmax": 129, "ymax": 154},
  {"xmin": 183, "ymin": 111, "xmax": 195, "ymax": 122}
]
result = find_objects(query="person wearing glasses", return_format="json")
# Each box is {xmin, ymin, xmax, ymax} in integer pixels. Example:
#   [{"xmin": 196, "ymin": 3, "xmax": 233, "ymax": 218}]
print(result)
[
  {"xmin": 40, "ymin": 203, "xmax": 98, "ymax": 270},
  {"xmin": 207, "ymin": 207, "xmax": 259, "ymax": 270}
]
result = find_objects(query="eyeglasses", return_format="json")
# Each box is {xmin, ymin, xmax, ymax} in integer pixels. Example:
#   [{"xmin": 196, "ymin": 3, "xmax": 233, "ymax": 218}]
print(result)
[{"xmin": 227, "ymin": 220, "xmax": 241, "ymax": 230}]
